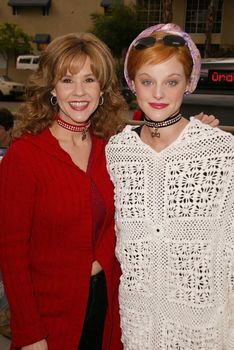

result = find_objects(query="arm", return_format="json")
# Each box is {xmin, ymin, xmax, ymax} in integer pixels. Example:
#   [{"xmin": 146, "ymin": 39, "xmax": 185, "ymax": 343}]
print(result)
[
  {"xmin": 21, "ymin": 339, "xmax": 48, "ymax": 350},
  {"xmin": 0, "ymin": 145, "xmax": 48, "ymax": 347},
  {"xmin": 194, "ymin": 112, "xmax": 220, "ymax": 127}
]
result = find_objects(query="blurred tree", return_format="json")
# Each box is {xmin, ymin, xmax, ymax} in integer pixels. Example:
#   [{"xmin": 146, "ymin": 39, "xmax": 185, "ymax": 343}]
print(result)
[
  {"xmin": 90, "ymin": 4, "xmax": 143, "ymax": 60},
  {"xmin": 90, "ymin": 3, "xmax": 144, "ymax": 87},
  {"xmin": 0, "ymin": 23, "xmax": 32, "ymax": 75}
]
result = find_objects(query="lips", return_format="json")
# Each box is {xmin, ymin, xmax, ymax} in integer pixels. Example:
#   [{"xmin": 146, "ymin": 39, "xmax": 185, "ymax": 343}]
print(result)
[
  {"xmin": 149, "ymin": 103, "xmax": 168, "ymax": 109},
  {"xmin": 69, "ymin": 101, "xmax": 89, "ymax": 111}
]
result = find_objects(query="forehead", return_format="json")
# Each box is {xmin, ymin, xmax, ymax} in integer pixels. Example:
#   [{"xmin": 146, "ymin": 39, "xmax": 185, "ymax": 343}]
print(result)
[
  {"xmin": 56, "ymin": 55, "xmax": 93, "ymax": 79},
  {"xmin": 65, "ymin": 56, "xmax": 93, "ymax": 74},
  {"xmin": 136, "ymin": 55, "xmax": 185, "ymax": 76}
]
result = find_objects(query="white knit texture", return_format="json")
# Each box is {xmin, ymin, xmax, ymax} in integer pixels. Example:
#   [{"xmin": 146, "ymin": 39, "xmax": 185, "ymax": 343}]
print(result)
[{"xmin": 106, "ymin": 119, "xmax": 234, "ymax": 350}]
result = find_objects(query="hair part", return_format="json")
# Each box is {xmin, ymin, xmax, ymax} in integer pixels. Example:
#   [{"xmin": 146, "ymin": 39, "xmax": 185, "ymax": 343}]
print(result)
[{"xmin": 14, "ymin": 32, "xmax": 127, "ymax": 139}]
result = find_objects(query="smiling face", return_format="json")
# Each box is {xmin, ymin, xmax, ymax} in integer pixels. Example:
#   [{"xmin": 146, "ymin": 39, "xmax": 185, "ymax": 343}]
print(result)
[
  {"xmin": 52, "ymin": 56, "xmax": 102, "ymax": 124},
  {"xmin": 132, "ymin": 55, "xmax": 188, "ymax": 121}
]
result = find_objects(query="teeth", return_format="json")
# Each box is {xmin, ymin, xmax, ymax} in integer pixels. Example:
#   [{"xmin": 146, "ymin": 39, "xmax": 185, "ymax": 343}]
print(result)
[{"xmin": 70, "ymin": 101, "xmax": 88, "ymax": 107}]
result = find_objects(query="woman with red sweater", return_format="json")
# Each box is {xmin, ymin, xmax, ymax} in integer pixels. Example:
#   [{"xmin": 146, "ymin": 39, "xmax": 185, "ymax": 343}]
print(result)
[
  {"xmin": 0, "ymin": 32, "xmax": 127, "ymax": 350},
  {"xmin": 0, "ymin": 30, "xmax": 220, "ymax": 350}
]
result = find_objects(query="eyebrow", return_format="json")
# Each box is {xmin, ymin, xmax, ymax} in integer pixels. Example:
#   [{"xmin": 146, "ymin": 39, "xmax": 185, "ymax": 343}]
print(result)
[
  {"xmin": 84, "ymin": 73, "xmax": 96, "ymax": 78},
  {"xmin": 137, "ymin": 72, "xmax": 183, "ymax": 78},
  {"xmin": 63, "ymin": 72, "xmax": 95, "ymax": 77}
]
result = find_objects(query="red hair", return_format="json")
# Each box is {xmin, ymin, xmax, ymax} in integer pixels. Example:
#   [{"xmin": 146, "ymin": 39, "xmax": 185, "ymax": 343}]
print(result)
[{"xmin": 127, "ymin": 31, "xmax": 193, "ymax": 83}]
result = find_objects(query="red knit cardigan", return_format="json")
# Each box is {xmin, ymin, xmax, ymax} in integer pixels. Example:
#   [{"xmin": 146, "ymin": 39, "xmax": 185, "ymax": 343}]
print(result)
[{"xmin": 0, "ymin": 129, "xmax": 123, "ymax": 350}]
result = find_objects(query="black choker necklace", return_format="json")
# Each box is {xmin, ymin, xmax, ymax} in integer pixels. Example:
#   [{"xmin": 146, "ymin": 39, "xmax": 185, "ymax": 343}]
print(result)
[{"xmin": 143, "ymin": 111, "xmax": 182, "ymax": 138}]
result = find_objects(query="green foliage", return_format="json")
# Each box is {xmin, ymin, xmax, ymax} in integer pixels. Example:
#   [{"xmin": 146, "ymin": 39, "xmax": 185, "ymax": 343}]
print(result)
[
  {"xmin": 90, "ymin": 4, "xmax": 144, "ymax": 59},
  {"xmin": 0, "ymin": 22, "xmax": 32, "ymax": 58},
  {"xmin": 0, "ymin": 22, "xmax": 33, "ymax": 74}
]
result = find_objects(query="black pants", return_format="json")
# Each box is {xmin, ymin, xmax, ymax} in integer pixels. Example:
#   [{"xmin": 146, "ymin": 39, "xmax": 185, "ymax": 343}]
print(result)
[{"xmin": 78, "ymin": 270, "xmax": 108, "ymax": 350}]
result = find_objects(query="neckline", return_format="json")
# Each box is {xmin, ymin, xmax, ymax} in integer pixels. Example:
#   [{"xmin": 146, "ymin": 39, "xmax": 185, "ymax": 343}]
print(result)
[
  {"xmin": 130, "ymin": 119, "xmax": 191, "ymax": 155},
  {"xmin": 45, "ymin": 127, "xmax": 95, "ymax": 173}
]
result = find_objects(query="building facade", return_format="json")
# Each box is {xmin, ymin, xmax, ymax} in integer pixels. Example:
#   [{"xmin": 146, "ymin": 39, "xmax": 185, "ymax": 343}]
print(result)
[
  {"xmin": 0, "ymin": 0, "xmax": 233, "ymax": 82},
  {"xmin": 135, "ymin": 0, "xmax": 234, "ymax": 55}
]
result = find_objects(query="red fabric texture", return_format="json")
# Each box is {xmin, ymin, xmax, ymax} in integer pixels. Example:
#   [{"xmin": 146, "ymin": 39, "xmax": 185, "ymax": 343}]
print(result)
[
  {"xmin": 0, "ymin": 129, "xmax": 123, "ymax": 350},
  {"xmin": 87, "ymin": 153, "xmax": 106, "ymax": 246},
  {"xmin": 132, "ymin": 110, "xmax": 143, "ymax": 121}
]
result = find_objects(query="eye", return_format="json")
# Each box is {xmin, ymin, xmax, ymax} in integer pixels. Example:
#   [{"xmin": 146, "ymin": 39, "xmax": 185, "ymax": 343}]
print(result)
[
  {"xmin": 167, "ymin": 80, "xmax": 178, "ymax": 86},
  {"xmin": 61, "ymin": 77, "xmax": 73, "ymax": 83},
  {"xmin": 85, "ymin": 77, "xmax": 96, "ymax": 83},
  {"xmin": 141, "ymin": 79, "xmax": 153, "ymax": 86}
]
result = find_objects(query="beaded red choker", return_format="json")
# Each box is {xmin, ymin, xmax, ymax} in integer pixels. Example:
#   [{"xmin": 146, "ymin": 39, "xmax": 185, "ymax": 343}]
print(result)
[{"xmin": 56, "ymin": 114, "xmax": 91, "ymax": 140}]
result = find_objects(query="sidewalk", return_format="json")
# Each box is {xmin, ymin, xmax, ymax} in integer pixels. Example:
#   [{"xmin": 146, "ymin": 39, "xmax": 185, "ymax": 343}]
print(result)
[{"xmin": 0, "ymin": 335, "xmax": 11, "ymax": 350}]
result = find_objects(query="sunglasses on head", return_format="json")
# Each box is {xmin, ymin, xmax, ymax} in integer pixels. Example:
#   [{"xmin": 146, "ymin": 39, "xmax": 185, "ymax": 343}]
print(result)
[{"xmin": 134, "ymin": 34, "xmax": 186, "ymax": 50}]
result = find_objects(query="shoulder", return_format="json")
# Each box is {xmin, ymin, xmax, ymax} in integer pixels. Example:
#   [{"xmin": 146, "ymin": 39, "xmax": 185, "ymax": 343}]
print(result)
[
  {"xmin": 3, "ymin": 129, "xmax": 54, "ymax": 163},
  {"xmin": 105, "ymin": 125, "xmax": 142, "ymax": 169},
  {"xmin": 188, "ymin": 118, "xmax": 234, "ymax": 150},
  {"xmin": 11, "ymin": 132, "xmax": 34, "ymax": 147},
  {"xmin": 5, "ymin": 134, "xmax": 35, "ymax": 159},
  {"xmin": 107, "ymin": 125, "xmax": 138, "ymax": 148},
  {"xmin": 12, "ymin": 129, "xmax": 51, "ymax": 147},
  {"xmin": 0, "ymin": 134, "xmax": 38, "ymax": 180}
]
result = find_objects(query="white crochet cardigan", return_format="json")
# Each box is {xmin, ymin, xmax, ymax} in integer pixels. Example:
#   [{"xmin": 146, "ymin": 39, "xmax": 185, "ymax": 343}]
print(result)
[{"xmin": 106, "ymin": 119, "xmax": 234, "ymax": 350}]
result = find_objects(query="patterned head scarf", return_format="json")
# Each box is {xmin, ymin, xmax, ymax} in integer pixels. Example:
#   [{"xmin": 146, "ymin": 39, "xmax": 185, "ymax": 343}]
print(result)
[{"xmin": 124, "ymin": 23, "xmax": 201, "ymax": 95}]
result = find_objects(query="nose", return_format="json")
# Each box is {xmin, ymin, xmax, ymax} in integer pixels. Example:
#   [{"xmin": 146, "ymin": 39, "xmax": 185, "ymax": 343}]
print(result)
[
  {"xmin": 73, "ymin": 81, "xmax": 85, "ymax": 96},
  {"xmin": 152, "ymin": 83, "xmax": 164, "ymax": 100}
]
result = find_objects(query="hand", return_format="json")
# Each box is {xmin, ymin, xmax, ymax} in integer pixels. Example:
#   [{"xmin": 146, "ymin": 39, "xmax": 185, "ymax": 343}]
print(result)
[
  {"xmin": 194, "ymin": 112, "xmax": 220, "ymax": 127},
  {"xmin": 21, "ymin": 339, "xmax": 48, "ymax": 350}
]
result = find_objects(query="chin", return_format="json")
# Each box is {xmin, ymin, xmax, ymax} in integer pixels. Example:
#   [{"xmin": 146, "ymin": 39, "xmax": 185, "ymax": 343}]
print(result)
[
  {"xmin": 150, "ymin": 108, "xmax": 179, "ymax": 121},
  {"xmin": 147, "ymin": 112, "xmax": 169, "ymax": 121}
]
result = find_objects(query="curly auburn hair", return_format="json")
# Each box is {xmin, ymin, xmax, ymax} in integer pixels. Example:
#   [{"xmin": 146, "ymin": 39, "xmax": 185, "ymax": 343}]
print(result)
[{"xmin": 14, "ymin": 32, "xmax": 128, "ymax": 139}]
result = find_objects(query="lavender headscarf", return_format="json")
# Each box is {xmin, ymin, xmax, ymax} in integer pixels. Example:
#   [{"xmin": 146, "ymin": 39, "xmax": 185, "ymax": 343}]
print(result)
[{"xmin": 124, "ymin": 23, "xmax": 201, "ymax": 95}]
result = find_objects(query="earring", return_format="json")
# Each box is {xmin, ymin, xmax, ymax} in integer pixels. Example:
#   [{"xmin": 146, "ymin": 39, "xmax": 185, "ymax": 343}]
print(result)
[
  {"xmin": 50, "ymin": 95, "xmax": 57, "ymax": 106},
  {"xmin": 99, "ymin": 95, "xmax": 104, "ymax": 106}
]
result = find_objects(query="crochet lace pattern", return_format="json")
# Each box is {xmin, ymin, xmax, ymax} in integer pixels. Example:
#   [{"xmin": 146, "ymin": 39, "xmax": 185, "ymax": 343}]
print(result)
[{"xmin": 106, "ymin": 119, "xmax": 234, "ymax": 349}]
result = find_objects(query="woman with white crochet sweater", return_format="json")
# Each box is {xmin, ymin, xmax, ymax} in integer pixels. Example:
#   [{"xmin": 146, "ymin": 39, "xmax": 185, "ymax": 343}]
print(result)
[{"xmin": 106, "ymin": 23, "xmax": 234, "ymax": 349}]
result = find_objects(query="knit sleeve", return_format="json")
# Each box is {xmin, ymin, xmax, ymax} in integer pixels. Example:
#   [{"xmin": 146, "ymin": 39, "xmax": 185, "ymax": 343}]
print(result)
[
  {"xmin": 227, "ymin": 200, "xmax": 234, "ymax": 347},
  {"xmin": 0, "ymin": 145, "xmax": 48, "ymax": 347}
]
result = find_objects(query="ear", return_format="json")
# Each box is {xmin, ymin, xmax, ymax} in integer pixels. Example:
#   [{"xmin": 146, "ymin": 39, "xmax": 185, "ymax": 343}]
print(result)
[
  {"xmin": 131, "ymin": 81, "xmax": 136, "ymax": 94},
  {"xmin": 51, "ymin": 89, "xmax": 56, "ymax": 96},
  {"xmin": 184, "ymin": 80, "xmax": 190, "ymax": 95}
]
